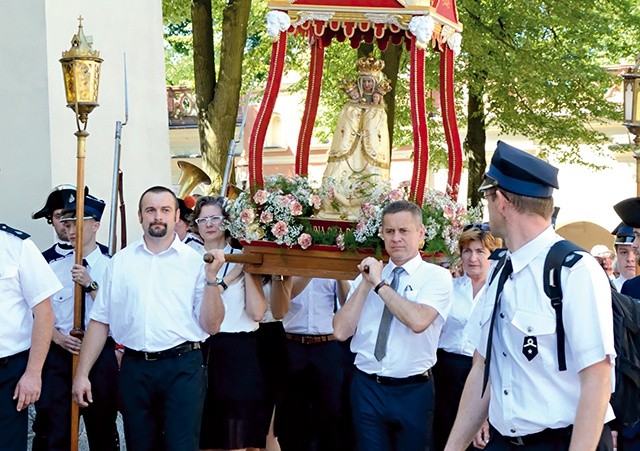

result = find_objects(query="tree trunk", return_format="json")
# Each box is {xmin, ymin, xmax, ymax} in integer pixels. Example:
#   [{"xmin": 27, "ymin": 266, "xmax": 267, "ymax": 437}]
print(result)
[
  {"xmin": 464, "ymin": 83, "xmax": 487, "ymax": 208},
  {"xmin": 192, "ymin": 0, "xmax": 251, "ymax": 193}
]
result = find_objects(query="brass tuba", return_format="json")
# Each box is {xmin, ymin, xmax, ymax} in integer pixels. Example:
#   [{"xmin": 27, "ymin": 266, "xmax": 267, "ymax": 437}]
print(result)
[{"xmin": 177, "ymin": 160, "xmax": 212, "ymax": 198}]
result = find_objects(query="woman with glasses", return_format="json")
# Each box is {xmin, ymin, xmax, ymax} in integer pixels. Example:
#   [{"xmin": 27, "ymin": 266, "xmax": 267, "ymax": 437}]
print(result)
[
  {"xmin": 192, "ymin": 196, "xmax": 269, "ymax": 451},
  {"xmin": 432, "ymin": 224, "xmax": 502, "ymax": 451}
]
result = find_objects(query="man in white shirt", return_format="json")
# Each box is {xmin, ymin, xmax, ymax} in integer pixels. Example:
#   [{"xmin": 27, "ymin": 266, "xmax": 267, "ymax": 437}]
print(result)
[
  {"xmin": 276, "ymin": 277, "xmax": 348, "ymax": 451},
  {"xmin": 333, "ymin": 200, "xmax": 453, "ymax": 451},
  {"xmin": 72, "ymin": 186, "xmax": 226, "ymax": 450},
  {"xmin": 445, "ymin": 141, "xmax": 615, "ymax": 450},
  {"xmin": 34, "ymin": 194, "xmax": 120, "ymax": 451},
  {"xmin": 0, "ymin": 223, "xmax": 59, "ymax": 451}
]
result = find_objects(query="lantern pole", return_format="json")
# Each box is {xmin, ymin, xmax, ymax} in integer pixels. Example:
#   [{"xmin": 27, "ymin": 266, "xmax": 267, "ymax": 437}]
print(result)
[
  {"xmin": 622, "ymin": 55, "xmax": 640, "ymax": 196},
  {"xmin": 59, "ymin": 16, "xmax": 103, "ymax": 451}
]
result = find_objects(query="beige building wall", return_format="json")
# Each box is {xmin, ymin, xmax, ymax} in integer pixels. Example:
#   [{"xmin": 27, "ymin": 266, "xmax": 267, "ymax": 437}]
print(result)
[{"xmin": 0, "ymin": 0, "xmax": 171, "ymax": 250}]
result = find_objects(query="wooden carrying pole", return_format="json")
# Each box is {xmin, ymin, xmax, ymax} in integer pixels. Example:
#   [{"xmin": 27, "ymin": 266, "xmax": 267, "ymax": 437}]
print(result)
[{"xmin": 70, "ymin": 129, "xmax": 89, "ymax": 451}]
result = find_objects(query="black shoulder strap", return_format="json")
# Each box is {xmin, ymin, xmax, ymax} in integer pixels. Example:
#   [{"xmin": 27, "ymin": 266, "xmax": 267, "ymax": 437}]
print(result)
[
  {"xmin": 488, "ymin": 248, "xmax": 509, "ymax": 285},
  {"xmin": 543, "ymin": 240, "xmax": 584, "ymax": 371},
  {"xmin": 0, "ymin": 223, "xmax": 30, "ymax": 240}
]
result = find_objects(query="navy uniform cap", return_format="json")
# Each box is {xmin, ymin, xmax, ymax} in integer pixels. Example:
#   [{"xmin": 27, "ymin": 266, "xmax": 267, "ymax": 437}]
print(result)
[
  {"xmin": 614, "ymin": 197, "xmax": 640, "ymax": 228},
  {"xmin": 32, "ymin": 184, "xmax": 83, "ymax": 220},
  {"xmin": 478, "ymin": 141, "xmax": 559, "ymax": 198},
  {"xmin": 611, "ymin": 222, "xmax": 634, "ymax": 245},
  {"xmin": 60, "ymin": 193, "xmax": 106, "ymax": 222}
]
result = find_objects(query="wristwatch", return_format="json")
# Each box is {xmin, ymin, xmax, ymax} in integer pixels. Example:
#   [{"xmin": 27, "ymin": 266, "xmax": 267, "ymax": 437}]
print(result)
[
  {"xmin": 84, "ymin": 280, "xmax": 99, "ymax": 293},
  {"xmin": 206, "ymin": 278, "xmax": 228, "ymax": 290}
]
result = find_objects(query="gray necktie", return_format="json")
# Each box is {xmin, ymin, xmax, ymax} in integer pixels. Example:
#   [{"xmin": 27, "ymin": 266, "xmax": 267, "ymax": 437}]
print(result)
[{"xmin": 373, "ymin": 266, "xmax": 404, "ymax": 361}]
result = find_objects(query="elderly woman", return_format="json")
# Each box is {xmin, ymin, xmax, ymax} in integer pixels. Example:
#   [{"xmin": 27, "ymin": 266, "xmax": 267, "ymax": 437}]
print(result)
[{"xmin": 432, "ymin": 224, "xmax": 502, "ymax": 451}]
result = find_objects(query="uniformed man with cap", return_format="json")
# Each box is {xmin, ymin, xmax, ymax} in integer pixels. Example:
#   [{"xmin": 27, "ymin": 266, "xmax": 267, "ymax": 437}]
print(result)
[
  {"xmin": 0, "ymin": 222, "xmax": 59, "ymax": 451},
  {"xmin": 611, "ymin": 223, "xmax": 637, "ymax": 292},
  {"xmin": 445, "ymin": 141, "xmax": 615, "ymax": 450},
  {"xmin": 33, "ymin": 185, "xmax": 110, "ymax": 262},
  {"xmin": 32, "ymin": 184, "xmax": 79, "ymax": 263},
  {"xmin": 33, "ymin": 194, "xmax": 120, "ymax": 451}
]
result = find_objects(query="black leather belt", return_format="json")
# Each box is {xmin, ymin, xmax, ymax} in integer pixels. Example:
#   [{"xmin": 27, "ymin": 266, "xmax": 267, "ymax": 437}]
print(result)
[
  {"xmin": 285, "ymin": 333, "xmax": 335, "ymax": 345},
  {"xmin": 124, "ymin": 342, "xmax": 201, "ymax": 361},
  {"xmin": 0, "ymin": 349, "xmax": 28, "ymax": 366},
  {"xmin": 491, "ymin": 424, "xmax": 573, "ymax": 446},
  {"xmin": 359, "ymin": 368, "xmax": 432, "ymax": 386}
]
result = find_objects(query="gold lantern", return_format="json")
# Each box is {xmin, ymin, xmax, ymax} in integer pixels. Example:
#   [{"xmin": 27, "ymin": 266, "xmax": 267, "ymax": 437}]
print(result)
[{"xmin": 60, "ymin": 16, "xmax": 103, "ymax": 126}]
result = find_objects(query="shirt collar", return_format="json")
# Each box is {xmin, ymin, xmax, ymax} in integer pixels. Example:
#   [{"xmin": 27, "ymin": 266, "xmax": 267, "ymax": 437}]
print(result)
[
  {"xmin": 137, "ymin": 233, "xmax": 186, "ymax": 256},
  {"xmin": 84, "ymin": 246, "xmax": 104, "ymax": 267},
  {"xmin": 509, "ymin": 225, "xmax": 556, "ymax": 275},
  {"xmin": 388, "ymin": 252, "xmax": 423, "ymax": 275}
]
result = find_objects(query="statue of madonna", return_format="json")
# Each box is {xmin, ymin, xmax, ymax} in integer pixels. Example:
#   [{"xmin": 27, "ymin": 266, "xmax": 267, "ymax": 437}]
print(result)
[{"xmin": 318, "ymin": 55, "xmax": 392, "ymax": 220}]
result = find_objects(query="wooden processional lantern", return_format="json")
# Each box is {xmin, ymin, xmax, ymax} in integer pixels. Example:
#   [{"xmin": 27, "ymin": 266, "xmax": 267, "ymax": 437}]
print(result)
[{"xmin": 248, "ymin": 0, "xmax": 464, "ymax": 204}]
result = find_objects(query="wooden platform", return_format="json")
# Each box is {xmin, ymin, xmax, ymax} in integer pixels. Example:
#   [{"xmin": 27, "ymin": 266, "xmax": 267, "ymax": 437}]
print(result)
[{"xmin": 223, "ymin": 241, "xmax": 387, "ymax": 280}]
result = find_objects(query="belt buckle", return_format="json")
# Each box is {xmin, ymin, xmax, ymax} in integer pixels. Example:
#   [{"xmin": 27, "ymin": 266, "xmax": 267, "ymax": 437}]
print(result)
[
  {"xmin": 510, "ymin": 436, "xmax": 525, "ymax": 446},
  {"xmin": 375, "ymin": 374, "xmax": 383, "ymax": 384},
  {"xmin": 301, "ymin": 336, "xmax": 309, "ymax": 345},
  {"xmin": 144, "ymin": 352, "xmax": 158, "ymax": 361}
]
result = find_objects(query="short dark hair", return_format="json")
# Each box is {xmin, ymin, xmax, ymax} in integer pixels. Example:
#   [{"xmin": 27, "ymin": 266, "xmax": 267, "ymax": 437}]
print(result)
[
  {"xmin": 138, "ymin": 186, "xmax": 179, "ymax": 212},
  {"xmin": 381, "ymin": 200, "xmax": 422, "ymax": 226}
]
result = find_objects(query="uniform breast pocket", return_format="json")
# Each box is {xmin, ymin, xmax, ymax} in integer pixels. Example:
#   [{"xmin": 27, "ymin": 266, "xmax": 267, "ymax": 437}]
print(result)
[
  {"xmin": 52, "ymin": 287, "xmax": 73, "ymax": 304},
  {"xmin": 510, "ymin": 310, "xmax": 556, "ymax": 363},
  {"xmin": 0, "ymin": 265, "xmax": 19, "ymax": 291}
]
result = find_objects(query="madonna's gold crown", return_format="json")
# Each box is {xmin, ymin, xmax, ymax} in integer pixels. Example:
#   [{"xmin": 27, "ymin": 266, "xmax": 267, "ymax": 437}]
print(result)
[{"xmin": 357, "ymin": 54, "xmax": 385, "ymax": 77}]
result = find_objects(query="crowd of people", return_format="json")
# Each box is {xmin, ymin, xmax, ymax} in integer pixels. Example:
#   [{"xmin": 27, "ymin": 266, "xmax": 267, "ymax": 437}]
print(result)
[{"xmin": 0, "ymin": 140, "xmax": 636, "ymax": 450}]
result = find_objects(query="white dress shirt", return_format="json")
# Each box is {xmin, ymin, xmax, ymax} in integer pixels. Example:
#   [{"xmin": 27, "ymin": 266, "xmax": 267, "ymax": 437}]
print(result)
[
  {"xmin": 90, "ymin": 235, "xmax": 209, "ymax": 352},
  {"xmin": 613, "ymin": 275, "xmax": 628, "ymax": 292},
  {"xmin": 50, "ymin": 247, "xmax": 110, "ymax": 335},
  {"xmin": 438, "ymin": 274, "xmax": 486, "ymax": 357},
  {"xmin": 478, "ymin": 226, "xmax": 616, "ymax": 436},
  {"xmin": 283, "ymin": 278, "xmax": 337, "ymax": 335},
  {"xmin": 218, "ymin": 244, "xmax": 258, "ymax": 333},
  {"xmin": 350, "ymin": 254, "xmax": 453, "ymax": 378},
  {"xmin": 0, "ymin": 231, "xmax": 62, "ymax": 357}
]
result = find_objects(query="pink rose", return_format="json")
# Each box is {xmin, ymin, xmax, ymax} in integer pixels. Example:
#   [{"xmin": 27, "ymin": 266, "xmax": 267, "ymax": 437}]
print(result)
[
  {"xmin": 443, "ymin": 204, "xmax": 454, "ymax": 219},
  {"xmin": 355, "ymin": 221, "xmax": 366, "ymax": 233},
  {"xmin": 309, "ymin": 194, "xmax": 322, "ymax": 209},
  {"xmin": 297, "ymin": 233, "xmax": 312, "ymax": 249},
  {"xmin": 276, "ymin": 195, "xmax": 291, "ymax": 208},
  {"xmin": 336, "ymin": 234, "xmax": 345, "ymax": 250},
  {"xmin": 271, "ymin": 221, "xmax": 288, "ymax": 239},
  {"xmin": 253, "ymin": 190, "xmax": 269, "ymax": 205},
  {"xmin": 290, "ymin": 200, "xmax": 303, "ymax": 216},
  {"xmin": 326, "ymin": 187, "xmax": 335, "ymax": 200},
  {"xmin": 240, "ymin": 208, "xmax": 255, "ymax": 224},
  {"xmin": 260, "ymin": 211, "xmax": 273, "ymax": 224},
  {"xmin": 388, "ymin": 189, "xmax": 403, "ymax": 202},
  {"xmin": 360, "ymin": 202, "xmax": 375, "ymax": 218}
]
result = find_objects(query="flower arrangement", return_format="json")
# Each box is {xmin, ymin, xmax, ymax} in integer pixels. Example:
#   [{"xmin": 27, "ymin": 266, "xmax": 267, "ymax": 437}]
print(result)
[{"xmin": 224, "ymin": 174, "xmax": 481, "ymax": 260}]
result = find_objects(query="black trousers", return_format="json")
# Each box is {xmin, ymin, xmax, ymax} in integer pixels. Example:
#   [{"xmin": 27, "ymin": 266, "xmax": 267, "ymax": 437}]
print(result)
[
  {"xmin": 275, "ymin": 339, "xmax": 345, "ymax": 451},
  {"xmin": 120, "ymin": 349, "xmax": 205, "ymax": 451},
  {"xmin": 485, "ymin": 423, "xmax": 614, "ymax": 450},
  {"xmin": 33, "ymin": 339, "xmax": 120, "ymax": 451},
  {"xmin": 432, "ymin": 349, "xmax": 476, "ymax": 451},
  {"xmin": 0, "ymin": 350, "xmax": 29, "ymax": 451},
  {"xmin": 351, "ymin": 368, "xmax": 435, "ymax": 451}
]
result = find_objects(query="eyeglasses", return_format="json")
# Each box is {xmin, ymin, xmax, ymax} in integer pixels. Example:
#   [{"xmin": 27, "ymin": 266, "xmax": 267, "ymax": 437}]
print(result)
[
  {"xmin": 195, "ymin": 215, "xmax": 225, "ymax": 225},
  {"xmin": 463, "ymin": 223, "xmax": 491, "ymax": 232}
]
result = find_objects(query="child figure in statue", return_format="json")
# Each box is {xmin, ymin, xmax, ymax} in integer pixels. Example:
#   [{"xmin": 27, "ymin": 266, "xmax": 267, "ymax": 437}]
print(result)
[{"xmin": 318, "ymin": 55, "xmax": 392, "ymax": 220}]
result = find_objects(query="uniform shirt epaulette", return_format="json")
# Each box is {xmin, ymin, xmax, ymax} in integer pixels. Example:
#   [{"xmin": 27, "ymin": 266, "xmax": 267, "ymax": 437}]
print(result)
[{"xmin": 0, "ymin": 223, "xmax": 30, "ymax": 239}]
